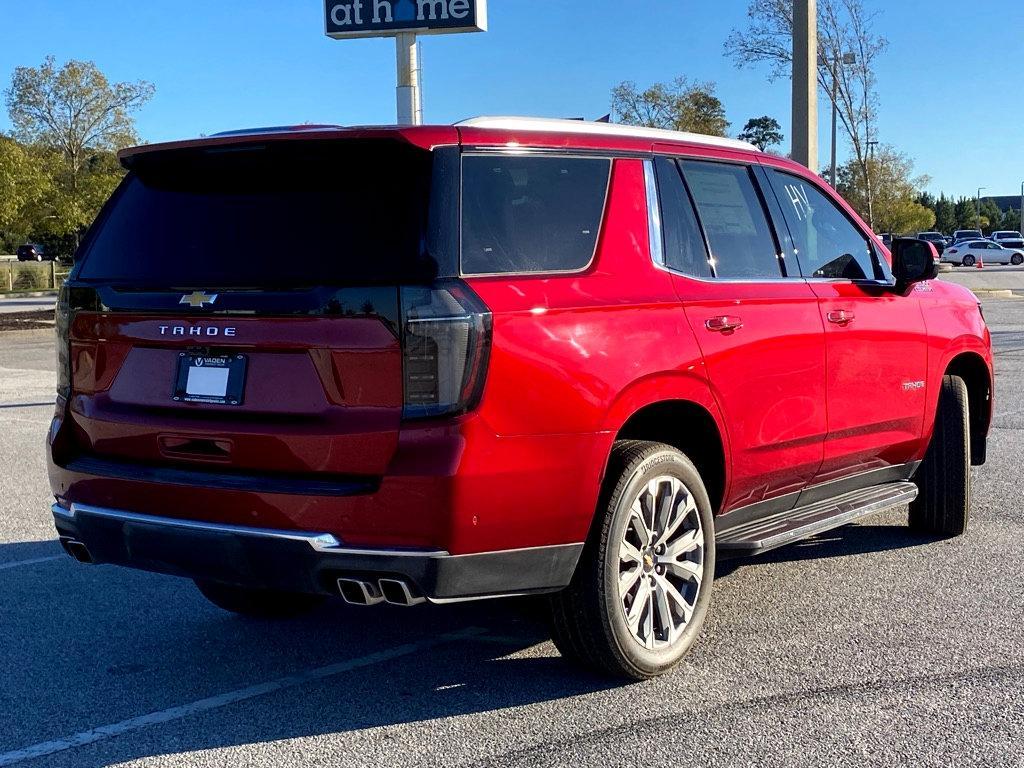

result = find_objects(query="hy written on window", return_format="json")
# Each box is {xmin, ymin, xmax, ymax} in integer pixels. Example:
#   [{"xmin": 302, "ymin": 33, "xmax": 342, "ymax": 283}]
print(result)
[{"xmin": 768, "ymin": 171, "xmax": 881, "ymax": 281}]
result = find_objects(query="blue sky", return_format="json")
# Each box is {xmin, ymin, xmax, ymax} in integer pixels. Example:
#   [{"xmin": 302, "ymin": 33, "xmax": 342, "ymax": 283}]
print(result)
[{"xmin": 1, "ymin": 0, "xmax": 1022, "ymax": 199}]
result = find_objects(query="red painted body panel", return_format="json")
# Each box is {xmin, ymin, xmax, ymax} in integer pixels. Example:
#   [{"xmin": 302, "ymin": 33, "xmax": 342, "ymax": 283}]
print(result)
[
  {"xmin": 50, "ymin": 124, "xmax": 995, "ymax": 566},
  {"xmin": 675, "ymin": 279, "xmax": 828, "ymax": 508},
  {"xmin": 808, "ymin": 281, "xmax": 930, "ymax": 481}
]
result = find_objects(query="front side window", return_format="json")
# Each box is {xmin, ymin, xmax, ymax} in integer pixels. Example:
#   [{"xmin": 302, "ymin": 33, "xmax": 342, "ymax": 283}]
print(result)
[
  {"xmin": 679, "ymin": 161, "xmax": 783, "ymax": 279},
  {"xmin": 767, "ymin": 170, "xmax": 877, "ymax": 280},
  {"xmin": 461, "ymin": 155, "xmax": 610, "ymax": 275}
]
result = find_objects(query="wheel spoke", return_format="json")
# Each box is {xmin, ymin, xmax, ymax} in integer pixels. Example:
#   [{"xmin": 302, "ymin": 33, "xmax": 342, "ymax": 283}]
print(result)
[
  {"xmin": 664, "ymin": 557, "xmax": 702, "ymax": 585},
  {"xmin": 663, "ymin": 528, "xmax": 702, "ymax": 560},
  {"xmin": 625, "ymin": 579, "xmax": 649, "ymax": 631},
  {"xmin": 653, "ymin": 578, "xmax": 674, "ymax": 642},
  {"xmin": 620, "ymin": 539, "xmax": 643, "ymax": 565},
  {"xmin": 657, "ymin": 491, "xmax": 695, "ymax": 547},
  {"xmin": 619, "ymin": 564, "xmax": 643, "ymax": 594},
  {"xmin": 629, "ymin": 502, "xmax": 652, "ymax": 547},
  {"xmin": 657, "ymin": 575, "xmax": 694, "ymax": 625},
  {"xmin": 641, "ymin": 582, "xmax": 655, "ymax": 648}
]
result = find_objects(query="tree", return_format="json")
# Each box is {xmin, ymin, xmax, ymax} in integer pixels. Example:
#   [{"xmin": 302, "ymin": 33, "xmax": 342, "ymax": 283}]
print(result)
[
  {"xmin": 726, "ymin": 0, "xmax": 887, "ymax": 228},
  {"xmin": 836, "ymin": 145, "xmax": 933, "ymax": 234},
  {"xmin": 738, "ymin": 116, "xmax": 784, "ymax": 152},
  {"xmin": 954, "ymin": 198, "xmax": 978, "ymax": 230},
  {"xmin": 933, "ymin": 194, "xmax": 956, "ymax": 234},
  {"xmin": 611, "ymin": 77, "xmax": 729, "ymax": 136},
  {"xmin": 979, "ymin": 198, "xmax": 1003, "ymax": 234},
  {"xmin": 5, "ymin": 58, "xmax": 152, "ymax": 252},
  {"xmin": 6, "ymin": 57, "xmax": 153, "ymax": 178},
  {"xmin": 0, "ymin": 136, "xmax": 52, "ymax": 248}
]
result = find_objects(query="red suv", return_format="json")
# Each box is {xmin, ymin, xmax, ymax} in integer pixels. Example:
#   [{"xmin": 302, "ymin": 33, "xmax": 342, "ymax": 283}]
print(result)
[{"xmin": 49, "ymin": 117, "xmax": 993, "ymax": 679}]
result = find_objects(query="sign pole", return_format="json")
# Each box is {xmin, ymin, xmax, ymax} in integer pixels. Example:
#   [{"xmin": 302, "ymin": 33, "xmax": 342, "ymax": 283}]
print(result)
[
  {"xmin": 792, "ymin": 0, "xmax": 818, "ymax": 172},
  {"xmin": 395, "ymin": 32, "xmax": 422, "ymax": 126}
]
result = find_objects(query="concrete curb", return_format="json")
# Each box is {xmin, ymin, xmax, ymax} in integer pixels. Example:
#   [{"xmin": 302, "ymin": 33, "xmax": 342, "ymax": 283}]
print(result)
[
  {"xmin": 971, "ymin": 289, "xmax": 1018, "ymax": 299},
  {"xmin": 0, "ymin": 291, "xmax": 59, "ymax": 299}
]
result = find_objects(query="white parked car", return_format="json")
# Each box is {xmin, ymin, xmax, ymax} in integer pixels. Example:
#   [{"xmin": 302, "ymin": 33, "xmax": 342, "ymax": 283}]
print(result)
[
  {"xmin": 942, "ymin": 239, "xmax": 1024, "ymax": 267},
  {"xmin": 990, "ymin": 230, "xmax": 1024, "ymax": 249}
]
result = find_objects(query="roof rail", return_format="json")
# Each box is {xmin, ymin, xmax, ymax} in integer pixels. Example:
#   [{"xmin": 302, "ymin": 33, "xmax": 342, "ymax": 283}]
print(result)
[
  {"xmin": 209, "ymin": 124, "xmax": 345, "ymax": 138},
  {"xmin": 455, "ymin": 116, "xmax": 758, "ymax": 152}
]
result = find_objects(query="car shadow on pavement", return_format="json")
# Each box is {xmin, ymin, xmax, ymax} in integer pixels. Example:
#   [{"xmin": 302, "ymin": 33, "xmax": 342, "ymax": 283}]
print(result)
[
  {"xmin": 0, "ymin": 539, "xmax": 622, "ymax": 767},
  {"xmin": 714, "ymin": 522, "xmax": 941, "ymax": 578}
]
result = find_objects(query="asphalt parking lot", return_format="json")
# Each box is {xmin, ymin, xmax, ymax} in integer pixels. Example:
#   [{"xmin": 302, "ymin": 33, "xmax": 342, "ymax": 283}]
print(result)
[{"xmin": 1, "ymin": 299, "xmax": 1022, "ymax": 768}]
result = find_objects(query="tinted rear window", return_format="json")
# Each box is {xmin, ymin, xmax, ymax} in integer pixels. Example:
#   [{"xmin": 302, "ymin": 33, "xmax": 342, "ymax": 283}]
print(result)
[
  {"xmin": 78, "ymin": 141, "xmax": 442, "ymax": 287},
  {"xmin": 460, "ymin": 155, "xmax": 610, "ymax": 275}
]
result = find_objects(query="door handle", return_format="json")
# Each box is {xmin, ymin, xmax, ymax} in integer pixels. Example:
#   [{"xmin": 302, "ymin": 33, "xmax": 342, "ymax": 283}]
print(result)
[
  {"xmin": 827, "ymin": 309, "xmax": 856, "ymax": 325},
  {"xmin": 706, "ymin": 315, "xmax": 744, "ymax": 333}
]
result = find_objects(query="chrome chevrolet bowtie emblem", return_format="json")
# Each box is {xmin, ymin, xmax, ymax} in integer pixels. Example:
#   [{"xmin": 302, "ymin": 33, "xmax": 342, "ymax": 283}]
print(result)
[{"xmin": 179, "ymin": 291, "xmax": 218, "ymax": 308}]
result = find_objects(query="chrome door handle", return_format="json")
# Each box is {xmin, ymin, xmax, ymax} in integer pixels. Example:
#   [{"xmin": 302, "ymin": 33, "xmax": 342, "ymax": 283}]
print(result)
[
  {"xmin": 827, "ymin": 310, "xmax": 855, "ymax": 325},
  {"xmin": 706, "ymin": 315, "xmax": 743, "ymax": 333}
]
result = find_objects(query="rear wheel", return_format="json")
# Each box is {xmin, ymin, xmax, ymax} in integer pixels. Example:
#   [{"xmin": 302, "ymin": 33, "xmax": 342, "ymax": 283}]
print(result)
[
  {"xmin": 195, "ymin": 580, "xmax": 326, "ymax": 618},
  {"xmin": 548, "ymin": 441, "xmax": 715, "ymax": 679},
  {"xmin": 909, "ymin": 375, "xmax": 971, "ymax": 537},
  {"xmin": 961, "ymin": 255, "xmax": 976, "ymax": 267}
]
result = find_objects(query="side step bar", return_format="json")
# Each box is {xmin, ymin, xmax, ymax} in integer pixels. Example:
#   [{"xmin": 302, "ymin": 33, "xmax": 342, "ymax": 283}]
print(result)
[{"xmin": 716, "ymin": 481, "xmax": 919, "ymax": 556}]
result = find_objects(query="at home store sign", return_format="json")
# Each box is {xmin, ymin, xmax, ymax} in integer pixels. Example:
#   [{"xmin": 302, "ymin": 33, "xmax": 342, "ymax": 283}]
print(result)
[{"xmin": 325, "ymin": 0, "xmax": 487, "ymax": 38}]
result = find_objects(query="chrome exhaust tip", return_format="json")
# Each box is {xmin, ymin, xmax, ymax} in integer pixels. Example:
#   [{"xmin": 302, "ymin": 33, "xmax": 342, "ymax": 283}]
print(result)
[
  {"xmin": 59, "ymin": 537, "xmax": 93, "ymax": 564},
  {"xmin": 336, "ymin": 578, "xmax": 384, "ymax": 606},
  {"xmin": 378, "ymin": 578, "xmax": 426, "ymax": 607}
]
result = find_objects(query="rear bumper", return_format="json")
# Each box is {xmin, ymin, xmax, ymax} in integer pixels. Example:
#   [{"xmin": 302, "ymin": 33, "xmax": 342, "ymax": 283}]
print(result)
[{"xmin": 52, "ymin": 503, "xmax": 582, "ymax": 602}]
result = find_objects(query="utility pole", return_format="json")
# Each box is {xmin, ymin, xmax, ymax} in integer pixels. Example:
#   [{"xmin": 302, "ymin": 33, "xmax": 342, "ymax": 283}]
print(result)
[
  {"xmin": 826, "ymin": 52, "xmax": 857, "ymax": 188},
  {"xmin": 792, "ymin": 0, "xmax": 818, "ymax": 172},
  {"xmin": 977, "ymin": 187, "xmax": 986, "ymax": 232},
  {"xmin": 395, "ymin": 32, "xmax": 423, "ymax": 126},
  {"xmin": 1019, "ymin": 181, "xmax": 1023, "ymax": 234}
]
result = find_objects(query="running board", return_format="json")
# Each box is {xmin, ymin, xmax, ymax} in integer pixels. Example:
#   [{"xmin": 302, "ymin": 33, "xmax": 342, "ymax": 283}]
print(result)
[{"xmin": 716, "ymin": 481, "xmax": 919, "ymax": 555}]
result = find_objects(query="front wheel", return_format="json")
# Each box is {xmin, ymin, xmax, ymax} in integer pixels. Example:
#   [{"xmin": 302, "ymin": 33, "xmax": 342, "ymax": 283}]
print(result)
[
  {"xmin": 961, "ymin": 255, "xmax": 976, "ymax": 267},
  {"xmin": 195, "ymin": 580, "xmax": 326, "ymax": 618},
  {"xmin": 1011, "ymin": 253, "xmax": 1023, "ymax": 266},
  {"xmin": 909, "ymin": 375, "xmax": 971, "ymax": 537},
  {"xmin": 548, "ymin": 441, "xmax": 715, "ymax": 679}
]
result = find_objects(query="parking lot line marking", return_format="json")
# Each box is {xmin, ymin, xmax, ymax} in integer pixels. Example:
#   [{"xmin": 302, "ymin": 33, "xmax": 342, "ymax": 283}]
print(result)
[
  {"xmin": 0, "ymin": 555, "xmax": 62, "ymax": 571},
  {"xmin": 0, "ymin": 626, "xmax": 486, "ymax": 767}
]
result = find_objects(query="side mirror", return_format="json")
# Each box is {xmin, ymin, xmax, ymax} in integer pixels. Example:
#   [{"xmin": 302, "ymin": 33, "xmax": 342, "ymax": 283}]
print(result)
[{"xmin": 891, "ymin": 238, "xmax": 939, "ymax": 291}]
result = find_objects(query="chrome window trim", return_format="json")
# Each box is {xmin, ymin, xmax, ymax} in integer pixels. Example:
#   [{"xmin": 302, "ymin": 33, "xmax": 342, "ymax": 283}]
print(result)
[
  {"xmin": 457, "ymin": 151, "xmax": 613, "ymax": 279},
  {"xmin": 643, "ymin": 159, "xmax": 665, "ymax": 268}
]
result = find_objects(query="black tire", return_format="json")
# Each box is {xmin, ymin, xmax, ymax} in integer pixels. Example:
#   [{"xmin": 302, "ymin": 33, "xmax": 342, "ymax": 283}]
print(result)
[
  {"xmin": 961, "ymin": 255, "xmax": 976, "ymax": 267},
  {"xmin": 547, "ymin": 441, "xmax": 715, "ymax": 680},
  {"xmin": 909, "ymin": 375, "xmax": 971, "ymax": 537},
  {"xmin": 194, "ymin": 580, "xmax": 326, "ymax": 618},
  {"xmin": 1011, "ymin": 253, "xmax": 1023, "ymax": 266}
]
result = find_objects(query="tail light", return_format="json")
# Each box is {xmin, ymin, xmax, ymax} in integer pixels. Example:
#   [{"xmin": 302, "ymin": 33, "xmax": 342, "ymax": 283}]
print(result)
[
  {"xmin": 399, "ymin": 280, "xmax": 492, "ymax": 420},
  {"xmin": 55, "ymin": 286, "xmax": 71, "ymax": 400}
]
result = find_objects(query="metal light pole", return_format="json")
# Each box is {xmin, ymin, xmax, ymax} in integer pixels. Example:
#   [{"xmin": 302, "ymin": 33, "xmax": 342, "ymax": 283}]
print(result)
[
  {"xmin": 977, "ymin": 187, "xmax": 986, "ymax": 232},
  {"xmin": 792, "ymin": 0, "xmax": 818, "ymax": 172},
  {"xmin": 395, "ymin": 32, "xmax": 423, "ymax": 126},
  {"xmin": 1019, "ymin": 181, "xmax": 1023, "ymax": 234},
  {"xmin": 825, "ymin": 52, "xmax": 856, "ymax": 188}
]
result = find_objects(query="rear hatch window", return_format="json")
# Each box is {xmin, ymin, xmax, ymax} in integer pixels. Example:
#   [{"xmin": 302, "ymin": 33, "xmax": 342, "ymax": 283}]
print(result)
[{"xmin": 78, "ymin": 139, "xmax": 448, "ymax": 287}]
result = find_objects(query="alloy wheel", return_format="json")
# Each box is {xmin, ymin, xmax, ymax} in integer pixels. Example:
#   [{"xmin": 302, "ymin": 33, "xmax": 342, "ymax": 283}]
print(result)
[{"xmin": 618, "ymin": 476, "xmax": 705, "ymax": 650}]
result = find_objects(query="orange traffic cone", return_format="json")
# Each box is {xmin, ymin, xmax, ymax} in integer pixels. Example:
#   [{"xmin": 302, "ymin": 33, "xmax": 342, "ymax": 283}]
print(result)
[{"xmin": 976, "ymin": 254, "xmax": 984, "ymax": 269}]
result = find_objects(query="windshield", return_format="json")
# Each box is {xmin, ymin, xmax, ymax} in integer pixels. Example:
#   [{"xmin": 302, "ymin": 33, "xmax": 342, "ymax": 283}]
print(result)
[{"xmin": 77, "ymin": 140, "xmax": 440, "ymax": 287}]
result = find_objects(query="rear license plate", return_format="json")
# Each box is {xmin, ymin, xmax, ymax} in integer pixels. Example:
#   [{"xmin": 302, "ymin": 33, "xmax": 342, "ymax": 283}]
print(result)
[{"xmin": 173, "ymin": 353, "xmax": 247, "ymax": 406}]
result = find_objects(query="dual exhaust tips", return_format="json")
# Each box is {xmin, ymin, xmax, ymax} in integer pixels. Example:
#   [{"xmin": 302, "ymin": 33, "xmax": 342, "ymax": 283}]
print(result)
[{"xmin": 337, "ymin": 577, "xmax": 426, "ymax": 607}]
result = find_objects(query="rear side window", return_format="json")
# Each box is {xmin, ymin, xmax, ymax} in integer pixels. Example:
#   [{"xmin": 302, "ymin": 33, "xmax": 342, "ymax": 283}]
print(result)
[
  {"xmin": 767, "ymin": 170, "xmax": 877, "ymax": 281},
  {"xmin": 461, "ymin": 155, "xmax": 610, "ymax": 275},
  {"xmin": 679, "ymin": 161, "xmax": 782, "ymax": 280},
  {"xmin": 654, "ymin": 157, "xmax": 711, "ymax": 278}
]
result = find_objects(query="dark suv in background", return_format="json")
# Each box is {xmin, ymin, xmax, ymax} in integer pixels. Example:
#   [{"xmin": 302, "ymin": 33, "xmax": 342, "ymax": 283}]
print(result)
[{"xmin": 17, "ymin": 243, "xmax": 50, "ymax": 261}]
